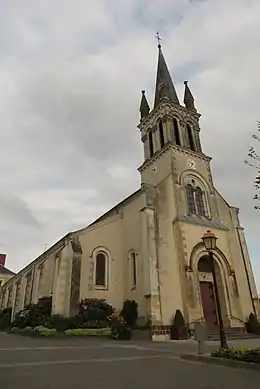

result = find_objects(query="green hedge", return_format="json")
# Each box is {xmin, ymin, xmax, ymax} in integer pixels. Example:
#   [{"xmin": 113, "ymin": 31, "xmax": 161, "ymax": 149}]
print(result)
[
  {"xmin": 211, "ymin": 347, "xmax": 260, "ymax": 364},
  {"xmin": 9, "ymin": 325, "xmax": 57, "ymax": 337},
  {"xmin": 34, "ymin": 325, "xmax": 57, "ymax": 337},
  {"xmin": 65, "ymin": 328, "xmax": 110, "ymax": 337}
]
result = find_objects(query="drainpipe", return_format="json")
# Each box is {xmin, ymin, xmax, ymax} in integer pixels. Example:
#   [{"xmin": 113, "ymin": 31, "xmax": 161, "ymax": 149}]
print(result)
[{"xmin": 236, "ymin": 228, "xmax": 256, "ymax": 315}]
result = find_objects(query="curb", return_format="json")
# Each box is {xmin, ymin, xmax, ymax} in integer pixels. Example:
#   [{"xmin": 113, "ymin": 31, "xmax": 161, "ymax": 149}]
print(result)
[{"xmin": 181, "ymin": 353, "xmax": 260, "ymax": 372}]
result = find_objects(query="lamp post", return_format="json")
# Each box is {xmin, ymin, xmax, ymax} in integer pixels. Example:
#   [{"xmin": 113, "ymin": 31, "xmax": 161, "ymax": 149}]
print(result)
[{"xmin": 201, "ymin": 230, "xmax": 228, "ymax": 349}]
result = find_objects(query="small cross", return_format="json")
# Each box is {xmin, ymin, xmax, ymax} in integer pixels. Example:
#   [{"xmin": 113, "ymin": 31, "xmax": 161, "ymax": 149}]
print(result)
[{"xmin": 155, "ymin": 32, "xmax": 162, "ymax": 48}]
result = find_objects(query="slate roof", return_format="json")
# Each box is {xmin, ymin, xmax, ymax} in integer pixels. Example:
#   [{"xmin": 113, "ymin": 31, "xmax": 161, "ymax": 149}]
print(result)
[
  {"xmin": 0, "ymin": 265, "xmax": 15, "ymax": 276},
  {"xmin": 175, "ymin": 214, "xmax": 228, "ymax": 230}
]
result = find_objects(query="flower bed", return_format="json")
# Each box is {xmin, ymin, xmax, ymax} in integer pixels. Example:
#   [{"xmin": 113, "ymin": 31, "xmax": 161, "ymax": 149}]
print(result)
[
  {"xmin": 9, "ymin": 325, "xmax": 57, "ymax": 337},
  {"xmin": 211, "ymin": 347, "xmax": 260, "ymax": 364},
  {"xmin": 65, "ymin": 328, "xmax": 110, "ymax": 337}
]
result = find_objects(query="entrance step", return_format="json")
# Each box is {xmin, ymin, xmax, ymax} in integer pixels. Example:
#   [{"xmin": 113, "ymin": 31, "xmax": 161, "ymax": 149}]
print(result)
[{"xmin": 207, "ymin": 327, "xmax": 259, "ymax": 341}]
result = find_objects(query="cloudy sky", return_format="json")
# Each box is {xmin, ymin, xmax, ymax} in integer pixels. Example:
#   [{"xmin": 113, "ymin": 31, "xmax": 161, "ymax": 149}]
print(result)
[{"xmin": 0, "ymin": 0, "xmax": 260, "ymax": 291}]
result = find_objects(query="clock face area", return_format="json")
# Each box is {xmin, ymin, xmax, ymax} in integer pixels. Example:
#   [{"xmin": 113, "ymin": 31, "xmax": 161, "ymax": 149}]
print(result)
[{"xmin": 188, "ymin": 159, "xmax": 196, "ymax": 169}]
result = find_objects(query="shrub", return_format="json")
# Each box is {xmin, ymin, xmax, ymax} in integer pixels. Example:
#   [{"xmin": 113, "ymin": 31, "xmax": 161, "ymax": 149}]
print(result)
[
  {"xmin": 65, "ymin": 328, "xmax": 110, "ymax": 337},
  {"xmin": 246, "ymin": 313, "xmax": 260, "ymax": 334},
  {"xmin": 170, "ymin": 310, "xmax": 188, "ymax": 340},
  {"xmin": 34, "ymin": 325, "xmax": 57, "ymax": 337},
  {"xmin": 211, "ymin": 347, "xmax": 260, "ymax": 364},
  {"xmin": 9, "ymin": 327, "xmax": 19, "ymax": 334},
  {"xmin": 0, "ymin": 307, "xmax": 12, "ymax": 330},
  {"xmin": 79, "ymin": 298, "xmax": 114, "ymax": 323},
  {"xmin": 11, "ymin": 302, "xmax": 50, "ymax": 329},
  {"xmin": 46, "ymin": 314, "xmax": 72, "ymax": 332},
  {"xmin": 120, "ymin": 300, "xmax": 138, "ymax": 328},
  {"xmin": 108, "ymin": 311, "xmax": 132, "ymax": 340}
]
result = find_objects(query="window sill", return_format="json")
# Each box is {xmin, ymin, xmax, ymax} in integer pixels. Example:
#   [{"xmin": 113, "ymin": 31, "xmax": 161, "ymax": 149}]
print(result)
[{"xmin": 94, "ymin": 285, "xmax": 108, "ymax": 291}]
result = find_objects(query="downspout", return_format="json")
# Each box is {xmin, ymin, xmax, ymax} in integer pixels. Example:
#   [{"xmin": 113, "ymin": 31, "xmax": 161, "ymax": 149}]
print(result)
[{"xmin": 236, "ymin": 228, "xmax": 256, "ymax": 315}]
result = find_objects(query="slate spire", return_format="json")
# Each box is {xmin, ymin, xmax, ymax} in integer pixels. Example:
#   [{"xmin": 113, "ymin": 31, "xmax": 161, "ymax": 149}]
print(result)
[
  {"xmin": 140, "ymin": 90, "xmax": 150, "ymax": 121},
  {"xmin": 154, "ymin": 45, "xmax": 180, "ymax": 108},
  {"xmin": 184, "ymin": 81, "xmax": 196, "ymax": 111}
]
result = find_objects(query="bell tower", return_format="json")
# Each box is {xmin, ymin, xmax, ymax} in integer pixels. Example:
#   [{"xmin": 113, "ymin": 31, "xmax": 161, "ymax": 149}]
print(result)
[{"xmin": 138, "ymin": 44, "xmax": 203, "ymax": 173}]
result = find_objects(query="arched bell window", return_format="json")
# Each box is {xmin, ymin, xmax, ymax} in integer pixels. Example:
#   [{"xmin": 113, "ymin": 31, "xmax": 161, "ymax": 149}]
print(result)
[
  {"xmin": 158, "ymin": 120, "xmax": 165, "ymax": 148},
  {"xmin": 173, "ymin": 118, "xmax": 181, "ymax": 146},
  {"xmin": 148, "ymin": 131, "xmax": 154, "ymax": 157},
  {"xmin": 186, "ymin": 123, "xmax": 196, "ymax": 151}
]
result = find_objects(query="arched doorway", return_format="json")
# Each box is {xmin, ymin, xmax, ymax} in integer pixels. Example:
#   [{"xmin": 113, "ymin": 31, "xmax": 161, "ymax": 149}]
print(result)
[
  {"xmin": 198, "ymin": 256, "xmax": 217, "ymax": 327},
  {"xmin": 198, "ymin": 255, "xmax": 228, "ymax": 328}
]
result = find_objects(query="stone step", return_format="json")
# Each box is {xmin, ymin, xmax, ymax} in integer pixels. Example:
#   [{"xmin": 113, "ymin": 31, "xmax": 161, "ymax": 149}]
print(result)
[{"xmin": 206, "ymin": 327, "xmax": 259, "ymax": 340}]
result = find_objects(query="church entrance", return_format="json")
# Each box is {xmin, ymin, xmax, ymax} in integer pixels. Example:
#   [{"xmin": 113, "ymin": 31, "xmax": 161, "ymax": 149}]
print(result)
[
  {"xmin": 198, "ymin": 255, "xmax": 220, "ymax": 328},
  {"xmin": 199, "ymin": 281, "xmax": 217, "ymax": 327}
]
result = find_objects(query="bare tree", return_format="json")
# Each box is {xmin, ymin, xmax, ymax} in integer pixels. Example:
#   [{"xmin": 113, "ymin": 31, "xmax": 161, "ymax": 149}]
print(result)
[{"xmin": 245, "ymin": 121, "xmax": 260, "ymax": 210}]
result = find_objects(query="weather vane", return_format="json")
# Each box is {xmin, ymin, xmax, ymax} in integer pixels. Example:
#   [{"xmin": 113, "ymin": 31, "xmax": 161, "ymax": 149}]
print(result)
[{"xmin": 155, "ymin": 32, "xmax": 162, "ymax": 48}]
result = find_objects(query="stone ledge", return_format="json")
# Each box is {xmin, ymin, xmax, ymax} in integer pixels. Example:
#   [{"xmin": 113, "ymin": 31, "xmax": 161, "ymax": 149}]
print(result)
[{"xmin": 181, "ymin": 353, "xmax": 260, "ymax": 372}]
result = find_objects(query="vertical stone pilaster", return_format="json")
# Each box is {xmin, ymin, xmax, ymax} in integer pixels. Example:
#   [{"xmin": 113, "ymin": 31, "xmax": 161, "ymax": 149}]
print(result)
[
  {"xmin": 32, "ymin": 266, "xmax": 41, "ymax": 304},
  {"xmin": 52, "ymin": 241, "xmax": 73, "ymax": 317}
]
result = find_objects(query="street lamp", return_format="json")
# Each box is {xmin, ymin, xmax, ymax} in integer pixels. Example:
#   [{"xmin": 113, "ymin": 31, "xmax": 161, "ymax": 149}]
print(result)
[{"xmin": 201, "ymin": 230, "xmax": 229, "ymax": 349}]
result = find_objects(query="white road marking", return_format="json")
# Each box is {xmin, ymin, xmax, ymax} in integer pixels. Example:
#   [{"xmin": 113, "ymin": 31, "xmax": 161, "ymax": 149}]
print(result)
[{"xmin": 0, "ymin": 354, "xmax": 178, "ymax": 368}]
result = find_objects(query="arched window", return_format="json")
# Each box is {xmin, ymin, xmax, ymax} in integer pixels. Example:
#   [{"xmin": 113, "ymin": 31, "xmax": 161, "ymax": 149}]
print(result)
[
  {"xmin": 95, "ymin": 252, "xmax": 107, "ymax": 287},
  {"xmin": 173, "ymin": 118, "xmax": 181, "ymax": 146},
  {"xmin": 131, "ymin": 252, "xmax": 137, "ymax": 288},
  {"xmin": 195, "ymin": 187, "xmax": 206, "ymax": 217},
  {"xmin": 159, "ymin": 121, "xmax": 165, "ymax": 148},
  {"xmin": 148, "ymin": 131, "xmax": 154, "ymax": 157},
  {"xmin": 198, "ymin": 256, "xmax": 212, "ymax": 273},
  {"xmin": 187, "ymin": 123, "xmax": 196, "ymax": 151},
  {"xmin": 186, "ymin": 184, "xmax": 196, "ymax": 214}
]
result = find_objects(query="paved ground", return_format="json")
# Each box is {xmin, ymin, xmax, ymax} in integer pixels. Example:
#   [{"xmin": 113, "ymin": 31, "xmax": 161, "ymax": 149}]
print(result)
[{"xmin": 1, "ymin": 333, "xmax": 260, "ymax": 389}]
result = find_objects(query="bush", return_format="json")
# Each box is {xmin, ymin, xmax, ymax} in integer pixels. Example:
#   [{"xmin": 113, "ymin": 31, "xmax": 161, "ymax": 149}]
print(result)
[
  {"xmin": 246, "ymin": 313, "xmax": 260, "ymax": 334},
  {"xmin": 46, "ymin": 314, "xmax": 72, "ymax": 332},
  {"xmin": 11, "ymin": 302, "xmax": 50, "ymax": 329},
  {"xmin": 8, "ymin": 327, "xmax": 19, "ymax": 334},
  {"xmin": 120, "ymin": 300, "xmax": 138, "ymax": 328},
  {"xmin": 211, "ymin": 347, "xmax": 260, "ymax": 364},
  {"xmin": 108, "ymin": 312, "xmax": 132, "ymax": 340},
  {"xmin": 65, "ymin": 328, "xmax": 110, "ymax": 337},
  {"xmin": 170, "ymin": 310, "xmax": 188, "ymax": 340},
  {"xmin": 79, "ymin": 298, "xmax": 114, "ymax": 323},
  {"xmin": 0, "ymin": 307, "xmax": 12, "ymax": 330},
  {"xmin": 34, "ymin": 325, "xmax": 57, "ymax": 337}
]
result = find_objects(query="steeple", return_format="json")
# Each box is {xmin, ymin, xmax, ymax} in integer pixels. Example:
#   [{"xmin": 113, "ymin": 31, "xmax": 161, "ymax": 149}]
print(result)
[
  {"xmin": 154, "ymin": 44, "xmax": 180, "ymax": 108},
  {"xmin": 184, "ymin": 81, "xmax": 196, "ymax": 111},
  {"xmin": 140, "ymin": 90, "xmax": 150, "ymax": 121}
]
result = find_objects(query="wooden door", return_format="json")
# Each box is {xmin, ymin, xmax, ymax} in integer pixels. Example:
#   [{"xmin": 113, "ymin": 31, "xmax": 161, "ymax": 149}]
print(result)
[{"xmin": 200, "ymin": 281, "xmax": 217, "ymax": 327}]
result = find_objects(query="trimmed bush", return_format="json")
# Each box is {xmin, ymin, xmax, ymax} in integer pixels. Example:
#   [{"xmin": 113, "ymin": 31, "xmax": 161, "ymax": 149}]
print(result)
[
  {"xmin": 170, "ymin": 310, "xmax": 188, "ymax": 340},
  {"xmin": 79, "ymin": 298, "xmax": 114, "ymax": 323},
  {"xmin": 120, "ymin": 300, "xmax": 138, "ymax": 328},
  {"xmin": 46, "ymin": 314, "xmax": 72, "ymax": 332},
  {"xmin": 108, "ymin": 312, "xmax": 132, "ymax": 340},
  {"xmin": 65, "ymin": 328, "xmax": 110, "ymax": 337},
  {"xmin": 246, "ymin": 313, "xmax": 260, "ymax": 335},
  {"xmin": 34, "ymin": 325, "xmax": 57, "ymax": 337},
  {"xmin": 0, "ymin": 307, "xmax": 12, "ymax": 330},
  {"xmin": 212, "ymin": 347, "xmax": 260, "ymax": 364}
]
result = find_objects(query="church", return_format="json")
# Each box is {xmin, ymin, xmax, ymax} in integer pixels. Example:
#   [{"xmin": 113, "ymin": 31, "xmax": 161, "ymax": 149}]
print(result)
[{"xmin": 0, "ymin": 43, "xmax": 259, "ymax": 338}]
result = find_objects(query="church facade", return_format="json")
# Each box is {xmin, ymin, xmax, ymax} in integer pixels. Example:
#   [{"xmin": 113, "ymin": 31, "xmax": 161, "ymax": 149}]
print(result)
[{"xmin": 0, "ymin": 45, "xmax": 259, "ymax": 336}]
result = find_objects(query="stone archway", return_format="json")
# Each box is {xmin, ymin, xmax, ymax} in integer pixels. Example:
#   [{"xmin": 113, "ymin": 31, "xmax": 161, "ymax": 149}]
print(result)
[{"xmin": 198, "ymin": 255, "xmax": 229, "ymax": 328}]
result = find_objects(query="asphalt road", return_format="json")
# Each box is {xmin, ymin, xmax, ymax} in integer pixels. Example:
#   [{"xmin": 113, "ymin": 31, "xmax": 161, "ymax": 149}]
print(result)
[{"xmin": 0, "ymin": 334, "xmax": 260, "ymax": 389}]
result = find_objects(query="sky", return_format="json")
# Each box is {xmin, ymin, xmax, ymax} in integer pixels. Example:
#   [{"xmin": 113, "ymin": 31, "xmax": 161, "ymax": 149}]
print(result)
[{"xmin": 0, "ymin": 0, "xmax": 260, "ymax": 292}]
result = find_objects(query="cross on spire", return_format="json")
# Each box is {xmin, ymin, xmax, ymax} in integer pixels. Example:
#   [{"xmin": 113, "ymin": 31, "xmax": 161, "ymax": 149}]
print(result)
[{"xmin": 155, "ymin": 32, "xmax": 162, "ymax": 49}]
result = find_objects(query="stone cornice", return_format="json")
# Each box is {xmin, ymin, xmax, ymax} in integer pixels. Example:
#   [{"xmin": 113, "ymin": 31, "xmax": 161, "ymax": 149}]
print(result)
[
  {"xmin": 138, "ymin": 143, "xmax": 211, "ymax": 173},
  {"xmin": 138, "ymin": 101, "xmax": 201, "ymax": 133}
]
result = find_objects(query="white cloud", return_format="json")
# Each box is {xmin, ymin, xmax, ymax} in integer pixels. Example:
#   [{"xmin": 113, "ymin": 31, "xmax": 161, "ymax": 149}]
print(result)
[{"xmin": 0, "ymin": 0, "xmax": 260, "ymax": 293}]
